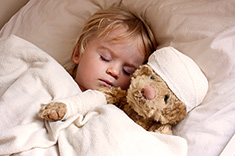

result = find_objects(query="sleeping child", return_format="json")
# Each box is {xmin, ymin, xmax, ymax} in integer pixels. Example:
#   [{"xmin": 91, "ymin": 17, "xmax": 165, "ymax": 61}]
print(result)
[{"xmin": 38, "ymin": 7, "xmax": 156, "ymax": 121}]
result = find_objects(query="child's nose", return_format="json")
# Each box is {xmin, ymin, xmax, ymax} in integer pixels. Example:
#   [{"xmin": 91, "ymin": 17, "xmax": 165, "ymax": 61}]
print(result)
[{"xmin": 106, "ymin": 66, "xmax": 120, "ymax": 79}]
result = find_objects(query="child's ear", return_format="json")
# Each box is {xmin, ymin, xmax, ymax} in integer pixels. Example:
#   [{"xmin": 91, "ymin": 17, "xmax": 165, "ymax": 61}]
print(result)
[{"xmin": 72, "ymin": 52, "xmax": 80, "ymax": 64}]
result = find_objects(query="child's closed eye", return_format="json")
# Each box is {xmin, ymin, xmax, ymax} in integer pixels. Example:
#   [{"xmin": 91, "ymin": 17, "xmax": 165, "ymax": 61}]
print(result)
[
  {"xmin": 123, "ymin": 66, "xmax": 136, "ymax": 76},
  {"xmin": 100, "ymin": 55, "xmax": 111, "ymax": 62}
]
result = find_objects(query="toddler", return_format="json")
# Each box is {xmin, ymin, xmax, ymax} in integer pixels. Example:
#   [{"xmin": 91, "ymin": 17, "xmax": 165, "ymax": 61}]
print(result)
[
  {"xmin": 38, "ymin": 7, "xmax": 156, "ymax": 121},
  {"xmin": 71, "ymin": 7, "xmax": 156, "ymax": 91}
]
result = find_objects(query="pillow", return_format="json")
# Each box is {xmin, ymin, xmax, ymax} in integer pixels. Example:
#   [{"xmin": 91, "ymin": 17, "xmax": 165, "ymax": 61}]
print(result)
[
  {"xmin": 1, "ymin": 1, "xmax": 235, "ymax": 156},
  {"xmin": 0, "ymin": 0, "xmax": 122, "ymax": 73},
  {"xmin": 121, "ymin": 0, "xmax": 235, "ymax": 80},
  {"xmin": 1, "ymin": 0, "xmax": 234, "ymax": 78}
]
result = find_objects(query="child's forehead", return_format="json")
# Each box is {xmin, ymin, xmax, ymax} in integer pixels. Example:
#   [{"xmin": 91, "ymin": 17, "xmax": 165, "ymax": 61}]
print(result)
[
  {"xmin": 88, "ymin": 25, "xmax": 147, "ymax": 59},
  {"xmin": 106, "ymin": 28, "xmax": 143, "ymax": 47}
]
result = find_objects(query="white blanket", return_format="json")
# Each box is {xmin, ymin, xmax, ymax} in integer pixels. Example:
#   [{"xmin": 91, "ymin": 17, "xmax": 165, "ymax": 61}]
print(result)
[{"xmin": 0, "ymin": 35, "xmax": 188, "ymax": 156}]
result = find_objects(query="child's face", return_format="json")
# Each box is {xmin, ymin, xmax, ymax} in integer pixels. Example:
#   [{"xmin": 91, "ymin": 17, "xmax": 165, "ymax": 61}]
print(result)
[{"xmin": 73, "ymin": 27, "xmax": 145, "ymax": 91}]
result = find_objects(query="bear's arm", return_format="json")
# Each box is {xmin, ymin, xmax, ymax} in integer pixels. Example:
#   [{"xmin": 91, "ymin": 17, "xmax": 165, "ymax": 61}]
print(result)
[{"xmin": 38, "ymin": 90, "xmax": 107, "ymax": 121}]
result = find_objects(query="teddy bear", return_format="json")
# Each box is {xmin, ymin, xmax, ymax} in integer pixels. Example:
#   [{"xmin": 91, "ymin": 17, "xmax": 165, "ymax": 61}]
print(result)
[
  {"xmin": 97, "ymin": 65, "xmax": 187, "ymax": 135},
  {"xmin": 38, "ymin": 46, "xmax": 208, "ymax": 135}
]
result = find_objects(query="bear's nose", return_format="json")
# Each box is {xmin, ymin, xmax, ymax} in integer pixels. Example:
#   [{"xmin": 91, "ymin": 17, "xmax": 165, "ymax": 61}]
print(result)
[{"xmin": 141, "ymin": 85, "xmax": 156, "ymax": 100}]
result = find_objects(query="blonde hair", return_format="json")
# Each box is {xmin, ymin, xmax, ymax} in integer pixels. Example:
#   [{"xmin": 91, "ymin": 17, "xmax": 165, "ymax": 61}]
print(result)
[{"xmin": 72, "ymin": 7, "xmax": 156, "ymax": 75}]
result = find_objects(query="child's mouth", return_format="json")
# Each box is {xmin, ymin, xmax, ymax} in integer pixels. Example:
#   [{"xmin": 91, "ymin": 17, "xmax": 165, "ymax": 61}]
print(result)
[{"xmin": 99, "ymin": 79, "xmax": 113, "ymax": 87}]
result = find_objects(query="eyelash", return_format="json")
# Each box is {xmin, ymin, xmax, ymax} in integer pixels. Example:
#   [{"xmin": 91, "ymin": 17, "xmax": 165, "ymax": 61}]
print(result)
[
  {"xmin": 100, "ymin": 55, "xmax": 111, "ymax": 62},
  {"xmin": 100, "ymin": 55, "xmax": 132, "ymax": 76},
  {"xmin": 123, "ymin": 69, "xmax": 131, "ymax": 76}
]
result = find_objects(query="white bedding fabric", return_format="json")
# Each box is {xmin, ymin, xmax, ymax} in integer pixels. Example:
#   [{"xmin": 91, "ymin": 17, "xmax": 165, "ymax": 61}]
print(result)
[
  {"xmin": 0, "ymin": 35, "xmax": 188, "ymax": 156},
  {"xmin": 0, "ymin": 0, "xmax": 235, "ymax": 155}
]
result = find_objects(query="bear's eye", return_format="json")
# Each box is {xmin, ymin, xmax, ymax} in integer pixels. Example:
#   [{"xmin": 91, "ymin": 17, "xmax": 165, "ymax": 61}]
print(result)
[
  {"xmin": 164, "ymin": 95, "xmax": 169, "ymax": 103},
  {"xmin": 150, "ymin": 76, "xmax": 154, "ymax": 80}
]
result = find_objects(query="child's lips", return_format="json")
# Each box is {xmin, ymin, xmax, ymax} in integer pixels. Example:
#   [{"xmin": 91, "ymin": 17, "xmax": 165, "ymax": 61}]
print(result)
[{"xmin": 99, "ymin": 79, "xmax": 113, "ymax": 87}]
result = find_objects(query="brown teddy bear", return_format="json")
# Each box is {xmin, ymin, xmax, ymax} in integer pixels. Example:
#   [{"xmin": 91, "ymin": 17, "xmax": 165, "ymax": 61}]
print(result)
[
  {"xmin": 38, "ymin": 47, "xmax": 208, "ymax": 135},
  {"xmin": 98, "ymin": 65, "xmax": 187, "ymax": 135}
]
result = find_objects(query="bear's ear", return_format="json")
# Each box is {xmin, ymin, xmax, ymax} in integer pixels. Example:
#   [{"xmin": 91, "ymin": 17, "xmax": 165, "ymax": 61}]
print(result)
[{"xmin": 133, "ymin": 64, "xmax": 154, "ymax": 78}]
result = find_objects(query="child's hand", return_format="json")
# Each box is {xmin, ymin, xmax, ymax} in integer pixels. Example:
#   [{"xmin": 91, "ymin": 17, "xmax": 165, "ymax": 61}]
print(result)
[{"xmin": 38, "ymin": 102, "xmax": 67, "ymax": 121}]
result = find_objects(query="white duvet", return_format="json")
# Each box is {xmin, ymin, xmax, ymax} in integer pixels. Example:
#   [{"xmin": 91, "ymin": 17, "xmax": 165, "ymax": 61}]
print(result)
[
  {"xmin": 1, "ymin": 0, "xmax": 235, "ymax": 155},
  {"xmin": 0, "ymin": 35, "xmax": 187, "ymax": 156}
]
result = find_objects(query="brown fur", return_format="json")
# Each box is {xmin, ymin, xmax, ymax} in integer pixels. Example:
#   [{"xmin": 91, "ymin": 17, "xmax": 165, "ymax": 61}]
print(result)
[{"xmin": 38, "ymin": 102, "xmax": 67, "ymax": 121}]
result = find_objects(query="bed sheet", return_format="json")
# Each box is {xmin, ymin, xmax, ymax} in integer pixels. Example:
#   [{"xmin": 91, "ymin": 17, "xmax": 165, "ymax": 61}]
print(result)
[
  {"xmin": 0, "ymin": 35, "xmax": 187, "ymax": 156},
  {"xmin": 0, "ymin": 0, "xmax": 235, "ymax": 155}
]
